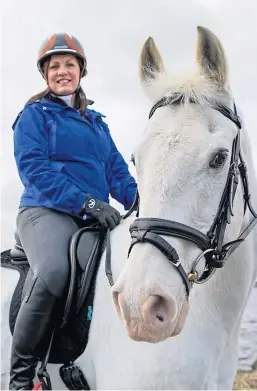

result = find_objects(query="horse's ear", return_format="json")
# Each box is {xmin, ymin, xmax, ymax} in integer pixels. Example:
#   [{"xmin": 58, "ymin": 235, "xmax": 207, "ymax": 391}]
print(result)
[
  {"xmin": 139, "ymin": 37, "xmax": 165, "ymax": 82},
  {"xmin": 196, "ymin": 26, "xmax": 228, "ymax": 88}
]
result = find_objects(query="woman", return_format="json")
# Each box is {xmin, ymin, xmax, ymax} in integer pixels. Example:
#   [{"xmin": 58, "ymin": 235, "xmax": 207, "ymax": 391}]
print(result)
[{"xmin": 9, "ymin": 33, "xmax": 137, "ymax": 389}]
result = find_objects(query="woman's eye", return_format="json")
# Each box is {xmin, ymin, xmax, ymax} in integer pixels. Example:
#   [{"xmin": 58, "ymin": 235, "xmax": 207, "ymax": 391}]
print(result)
[{"xmin": 209, "ymin": 150, "xmax": 228, "ymax": 169}]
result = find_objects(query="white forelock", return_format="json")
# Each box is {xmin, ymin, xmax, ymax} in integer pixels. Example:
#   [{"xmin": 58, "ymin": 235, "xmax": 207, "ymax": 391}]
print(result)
[{"xmin": 142, "ymin": 65, "xmax": 231, "ymax": 108}]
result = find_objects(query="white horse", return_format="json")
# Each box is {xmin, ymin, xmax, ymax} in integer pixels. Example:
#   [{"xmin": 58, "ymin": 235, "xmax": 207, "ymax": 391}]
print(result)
[{"xmin": 1, "ymin": 26, "xmax": 257, "ymax": 390}]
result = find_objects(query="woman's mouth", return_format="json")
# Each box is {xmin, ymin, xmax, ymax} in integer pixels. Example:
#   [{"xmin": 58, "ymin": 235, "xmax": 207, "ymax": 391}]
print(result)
[{"xmin": 57, "ymin": 79, "xmax": 71, "ymax": 85}]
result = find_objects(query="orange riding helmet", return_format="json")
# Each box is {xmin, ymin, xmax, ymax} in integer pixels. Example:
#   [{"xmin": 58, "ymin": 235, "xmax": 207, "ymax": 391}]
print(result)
[{"xmin": 37, "ymin": 33, "xmax": 87, "ymax": 78}]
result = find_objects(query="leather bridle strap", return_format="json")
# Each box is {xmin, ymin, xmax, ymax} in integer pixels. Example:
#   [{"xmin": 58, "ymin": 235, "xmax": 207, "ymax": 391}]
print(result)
[
  {"xmin": 220, "ymin": 152, "xmax": 257, "ymax": 259},
  {"xmin": 129, "ymin": 218, "xmax": 210, "ymax": 251},
  {"xmin": 128, "ymin": 222, "xmax": 192, "ymax": 295},
  {"xmin": 128, "ymin": 218, "xmax": 213, "ymax": 295},
  {"xmin": 207, "ymin": 130, "xmax": 241, "ymax": 266},
  {"xmin": 149, "ymin": 93, "xmax": 242, "ymax": 129}
]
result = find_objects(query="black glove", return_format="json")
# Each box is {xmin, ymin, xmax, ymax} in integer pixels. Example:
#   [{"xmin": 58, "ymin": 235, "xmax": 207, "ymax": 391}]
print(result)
[{"xmin": 79, "ymin": 195, "xmax": 121, "ymax": 230}]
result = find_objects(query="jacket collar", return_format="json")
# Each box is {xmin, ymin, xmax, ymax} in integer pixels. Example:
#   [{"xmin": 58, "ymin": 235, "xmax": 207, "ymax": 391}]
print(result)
[
  {"xmin": 44, "ymin": 92, "xmax": 94, "ymax": 109},
  {"xmin": 39, "ymin": 96, "xmax": 106, "ymax": 122}
]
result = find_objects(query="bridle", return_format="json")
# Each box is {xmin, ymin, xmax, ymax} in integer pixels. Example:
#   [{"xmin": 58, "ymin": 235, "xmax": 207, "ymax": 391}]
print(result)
[{"xmin": 105, "ymin": 93, "xmax": 257, "ymax": 296}]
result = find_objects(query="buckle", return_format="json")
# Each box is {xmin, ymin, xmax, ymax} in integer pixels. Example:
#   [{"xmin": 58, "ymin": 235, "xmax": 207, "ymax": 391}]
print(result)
[{"xmin": 59, "ymin": 362, "xmax": 90, "ymax": 390}]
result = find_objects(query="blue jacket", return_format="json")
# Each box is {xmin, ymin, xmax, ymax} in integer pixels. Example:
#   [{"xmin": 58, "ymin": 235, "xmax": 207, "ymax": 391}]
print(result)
[{"xmin": 13, "ymin": 97, "xmax": 137, "ymax": 215}]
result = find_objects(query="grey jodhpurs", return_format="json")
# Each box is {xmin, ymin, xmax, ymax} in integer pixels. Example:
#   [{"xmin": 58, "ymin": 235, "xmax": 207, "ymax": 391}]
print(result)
[{"xmin": 16, "ymin": 207, "xmax": 81, "ymax": 298}]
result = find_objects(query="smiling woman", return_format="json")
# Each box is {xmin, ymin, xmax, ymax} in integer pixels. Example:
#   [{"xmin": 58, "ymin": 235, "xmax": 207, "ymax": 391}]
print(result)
[
  {"xmin": 5, "ymin": 32, "xmax": 137, "ymax": 390},
  {"xmin": 26, "ymin": 33, "xmax": 88, "ymax": 114}
]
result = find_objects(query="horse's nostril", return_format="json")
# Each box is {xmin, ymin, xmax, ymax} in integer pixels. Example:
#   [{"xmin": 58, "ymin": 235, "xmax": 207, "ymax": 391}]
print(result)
[
  {"xmin": 142, "ymin": 294, "xmax": 177, "ymax": 325},
  {"xmin": 156, "ymin": 313, "xmax": 165, "ymax": 322}
]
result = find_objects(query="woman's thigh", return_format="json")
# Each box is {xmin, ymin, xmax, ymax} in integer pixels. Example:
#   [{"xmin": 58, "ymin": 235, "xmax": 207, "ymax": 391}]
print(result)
[{"xmin": 17, "ymin": 207, "xmax": 79, "ymax": 297}]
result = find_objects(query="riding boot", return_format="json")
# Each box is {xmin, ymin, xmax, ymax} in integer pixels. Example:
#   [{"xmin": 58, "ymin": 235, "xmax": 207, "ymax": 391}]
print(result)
[{"xmin": 9, "ymin": 275, "xmax": 59, "ymax": 390}]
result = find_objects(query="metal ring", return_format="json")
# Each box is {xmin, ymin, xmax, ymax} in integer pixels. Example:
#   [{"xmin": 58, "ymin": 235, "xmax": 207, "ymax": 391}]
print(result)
[
  {"xmin": 188, "ymin": 249, "xmax": 215, "ymax": 284},
  {"xmin": 194, "ymin": 266, "xmax": 216, "ymax": 284}
]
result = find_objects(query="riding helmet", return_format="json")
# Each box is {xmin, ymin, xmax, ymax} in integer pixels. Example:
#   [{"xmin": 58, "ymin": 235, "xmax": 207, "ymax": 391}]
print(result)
[{"xmin": 37, "ymin": 33, "xmax": 87, "ymax": 78}]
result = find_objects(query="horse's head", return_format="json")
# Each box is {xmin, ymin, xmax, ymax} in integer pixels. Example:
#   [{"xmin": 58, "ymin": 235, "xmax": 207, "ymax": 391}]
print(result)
[{"xmin": 112, "ymin": 26, "xmax": 246, "ymax": 342}]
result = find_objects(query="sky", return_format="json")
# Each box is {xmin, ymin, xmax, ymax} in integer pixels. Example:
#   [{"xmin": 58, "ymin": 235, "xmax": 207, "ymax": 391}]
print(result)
[{"xmin": 1, "ymin": 0, "xmax": 257, "ymax": 249}]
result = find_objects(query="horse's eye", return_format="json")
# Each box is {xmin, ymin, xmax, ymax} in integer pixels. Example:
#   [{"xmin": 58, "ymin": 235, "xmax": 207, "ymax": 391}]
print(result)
[
  {"xmin": 131, "ymin": 154, "xmax": 136, "ymax": 166},
  {"xmin": 209, "ymin": 150, "xmax": 228, "ymax": 169}
]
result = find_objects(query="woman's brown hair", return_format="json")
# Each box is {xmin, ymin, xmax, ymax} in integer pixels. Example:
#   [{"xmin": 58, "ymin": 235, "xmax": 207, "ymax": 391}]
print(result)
[{"xmin": 26, "ymin": 57, "xmax": 88, "ymax": 116}]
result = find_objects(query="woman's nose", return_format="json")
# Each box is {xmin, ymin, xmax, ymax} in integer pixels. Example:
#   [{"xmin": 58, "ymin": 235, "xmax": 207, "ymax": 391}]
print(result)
[{"xmin": 58, "ymin": 68, "xmax": 68, "ymax": 75}]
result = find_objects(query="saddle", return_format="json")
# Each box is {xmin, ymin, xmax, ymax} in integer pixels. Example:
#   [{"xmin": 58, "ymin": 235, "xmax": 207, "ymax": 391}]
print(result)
[{"xmin": 1, "ymin": 224, "xmax": 106, "ymax": 390}]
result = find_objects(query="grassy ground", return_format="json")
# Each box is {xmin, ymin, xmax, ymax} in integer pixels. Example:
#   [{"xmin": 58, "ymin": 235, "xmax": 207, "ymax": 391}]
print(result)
[{"xmin": 233, "ymin": 369, "xmax": 257, "ymax": 390}]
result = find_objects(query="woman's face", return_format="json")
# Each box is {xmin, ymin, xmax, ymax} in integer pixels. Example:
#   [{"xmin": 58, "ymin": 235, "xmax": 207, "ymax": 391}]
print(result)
[{"xmin": 47, "ymin": 54, "xmax": 80, "ymax": 96}]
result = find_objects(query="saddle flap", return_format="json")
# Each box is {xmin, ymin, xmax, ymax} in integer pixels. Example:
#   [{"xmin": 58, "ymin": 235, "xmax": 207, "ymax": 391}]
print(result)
[
  {"xmin": 75, "ymin": 228, "xmax": 105, "ymax": 313},
  {"xmin": 76, "ymin": 229, "xmax": 103, "ymax": 271},
  {"xmin": 61, "ymin": 226, "xmax": 105, "ymax": 327}
]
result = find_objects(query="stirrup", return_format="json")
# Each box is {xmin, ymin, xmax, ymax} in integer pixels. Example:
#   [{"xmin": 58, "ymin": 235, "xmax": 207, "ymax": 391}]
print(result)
[
  {"xmin": 59, "ymin": 362, "xmax": 90, "ymax": 390},
  {"xmin": 36, "ymin": 366, "xmax": 52, "ymax": 390}
]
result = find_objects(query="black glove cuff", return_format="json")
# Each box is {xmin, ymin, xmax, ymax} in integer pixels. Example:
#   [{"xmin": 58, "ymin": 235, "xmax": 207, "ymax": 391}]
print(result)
[
  {"xmin": 78, "ymin": 194, "xmax": 92, "ymax": 217},
  {"xmin": 85, "ymin": 194, "xmax": 100, "ymax": 211}
]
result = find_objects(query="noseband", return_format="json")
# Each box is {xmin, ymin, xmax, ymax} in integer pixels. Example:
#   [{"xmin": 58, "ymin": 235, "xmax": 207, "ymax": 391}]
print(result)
[{"xmin": 105, "ymin": 93, "xmax": 257, "ymax": 296}]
